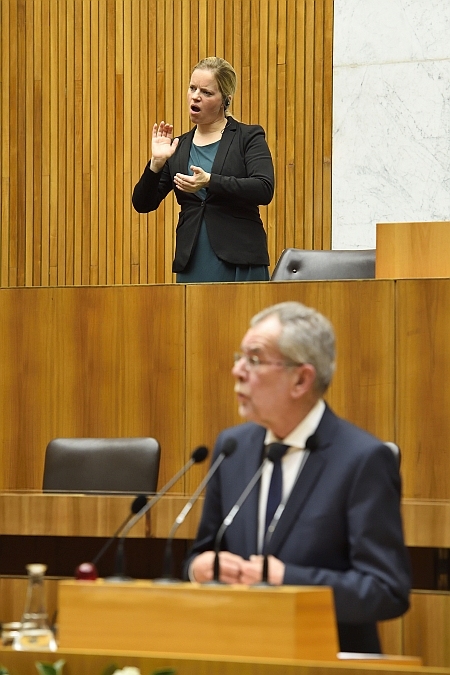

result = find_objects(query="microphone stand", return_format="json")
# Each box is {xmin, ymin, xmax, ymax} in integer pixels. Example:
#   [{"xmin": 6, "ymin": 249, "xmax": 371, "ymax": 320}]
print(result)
[
  {"xmin": 154, "ymin": 449, "xmax": 231, "ymax": 583},
  {"xmin": 254, "ymin": 502, "xmax": 286, "ymax": 587},
  {"xmin": 106, "ymin": 446, "xmax": 208, "ymax": 582},
  {"xmin": 205, "ymin": 459, "xmax": 270, "ymax": 585}
]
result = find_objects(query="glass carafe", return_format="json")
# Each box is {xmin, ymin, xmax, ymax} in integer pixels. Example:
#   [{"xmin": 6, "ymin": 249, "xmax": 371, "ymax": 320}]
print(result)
[{"xmin": 13, "ymin": 563, "xmax": 57, "ymax": 651}]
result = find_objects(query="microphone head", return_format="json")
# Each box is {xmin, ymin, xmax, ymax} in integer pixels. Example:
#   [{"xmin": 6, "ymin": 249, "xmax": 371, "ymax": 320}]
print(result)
[
  {"xmin": 267, "ymin": 443, "xmax": 288, "ymax": 462},
  {"xmin": 222, "ymin": 438, "xmax": 237, "ymax": 457},
  {"xmin": 192, "ymin": 445, "xmax": 209, "ymax": 463},
  {"xmin": 131, "ymin": 494, "xmax": 148, "ymax": 513}
]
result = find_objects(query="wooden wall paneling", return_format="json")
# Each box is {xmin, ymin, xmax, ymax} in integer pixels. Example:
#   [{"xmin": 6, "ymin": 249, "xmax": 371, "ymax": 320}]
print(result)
[
  {"xmin": 89, "ymin": 0, "xmax": 99, "ymax": 286},
  {"xmin": 265, "ymin": 0, "xmax": 278, "ymax": 267},
  {"xmin": 403, "ymin": 591, "xmax": 450, "ymax": 667},
  {"xmin": 396, "ymin": 280, "xmax": 450, "ymax": 500},
  {"xmin": 274, "ymin": 1, "xmax": 287, "ymax": 258},
  {"xmin": 114, "ymin": 0, "xmax": 124, "ymax": 285},
  {"xmin": 81, "ymin": 0, "xmax": 91, "ymax": 286},
  {"xmin": 25, "ymin": 0, "xmax": 34, "ymax": 286},
  {"xmin": 66, "ymin": 0, "xmax": 75, "ymax": 286},
  {"xmin": 72, "ymin": 0, "xmax": 82, "ymax": 286},
  {"xmin": 136, "ymin": 0, "xmax": 148, "ymax": 286},
  {"xmin": 0, "ymin": 0, "xmax": 8, "ymax": 286},
  {"xmin": 40, "ymin": 0, "xmax": 50, "ymax": 286},
  {"xmin": 378, "ymin": 617, "xmax": 404, "ymax": 659},
  {"xmin": 48, "ymin": 0, "xmax": 58, "ymax": 286},
  {"xmin": 123, "ymin": 0, "xmax": 134, "ymax": 285},
  {"xmin": 0, "ymin": 285, "xmax": 186, "ymax": 490},
  {"xmin": 283, "ymin": 0, "xmax": 295, "ymax": 254},
  {"xmin": 312, "ymin": 0, "xmax": 324, "ymax": 250},
  {"xmin": 7, "ymin": 0, "xmax": 18, "ymax": 287},
  {"xmin": 293, "ymin": 0, "xmax": 306, "ymax": 251},
  {"xmin": 105, "ymin": 0, "xmax": 116, "ymax": 286},
  {"xmin": 130, "ymin": 0, "xmax": 141, "ymax": 285},
  {"xmin": 302, "ymin": 0, "xmax": 315, "ymax": 250},
  {"xmin": 17, "ymin": 0, "xmax": 27, "ymax": 286},
  {"xmin": 32, "ymin": 0, "xmax": 41, "ymax": 284},
  {"xmin": 184, "ymin": 280, "xmax": 395, "ymax": 491},
  {"xmin": 402, "ymin": 500, "xmax": 450, "ymax": 548},
  {"xmin": 59, "ymin": 0, "xmax": 69, "ymax": 286}
]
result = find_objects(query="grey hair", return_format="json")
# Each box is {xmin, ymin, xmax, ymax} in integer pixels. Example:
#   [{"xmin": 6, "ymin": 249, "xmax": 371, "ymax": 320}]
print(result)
[{"xmin": 250, "ymin": 301, "xmax": 336, "ymax": 394}]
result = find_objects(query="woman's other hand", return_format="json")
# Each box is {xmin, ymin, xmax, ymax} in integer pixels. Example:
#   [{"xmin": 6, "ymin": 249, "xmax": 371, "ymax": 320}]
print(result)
[{"xmin": 174, "ymin": 165, "xmax": 211, "ymax": 193}]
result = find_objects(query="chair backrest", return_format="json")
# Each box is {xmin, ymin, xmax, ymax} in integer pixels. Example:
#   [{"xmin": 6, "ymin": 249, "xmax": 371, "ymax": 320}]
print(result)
[
  {"xmin": 384, "ymin": 441, "xmax": 401, "ymax": 469},
  {"xmin": 270, "ymin": 248, "xmax": 376, "ymax": 281},
  {"xmin": 42, "ymin": 437, "xmax": 160, "ymax": 494}
]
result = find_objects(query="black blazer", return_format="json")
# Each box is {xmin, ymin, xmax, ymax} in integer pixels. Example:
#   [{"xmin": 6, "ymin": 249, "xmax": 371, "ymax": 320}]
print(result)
[
  {"xmin": 183, "ymin": 405, "xmax": 411, "ymax": 654},
  {"xmin": 132, "ymin": 117, "xmax": 274, "ymax": 272}
]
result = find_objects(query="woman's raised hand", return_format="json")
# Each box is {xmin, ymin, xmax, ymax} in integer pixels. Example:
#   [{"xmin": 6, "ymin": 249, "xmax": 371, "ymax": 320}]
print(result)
[{"xmin": 150, "ymin": 121, "xmax": 179, "ymax": 172}]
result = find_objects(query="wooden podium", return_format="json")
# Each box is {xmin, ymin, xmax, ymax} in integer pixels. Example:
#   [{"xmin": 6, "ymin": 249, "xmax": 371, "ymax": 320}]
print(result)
[
  {"xmin": 57, "ymin": 579, "xmax": 339, "ymax": 661},
  {"xmin": 376, "ymin": 221, "xmax": 450, "ymax": 278}
]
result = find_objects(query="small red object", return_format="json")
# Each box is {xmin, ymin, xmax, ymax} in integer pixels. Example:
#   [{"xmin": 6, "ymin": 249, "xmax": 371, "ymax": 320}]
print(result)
[{"xmin": 75, "ymin": 562, "xmax": 98, "ymax": 580}]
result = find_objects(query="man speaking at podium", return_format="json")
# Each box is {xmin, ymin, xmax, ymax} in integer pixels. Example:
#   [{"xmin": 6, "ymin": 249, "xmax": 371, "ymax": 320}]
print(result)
[{"xmin": 184, "ymin": 301, "xmax": 411, "ymax": 654}]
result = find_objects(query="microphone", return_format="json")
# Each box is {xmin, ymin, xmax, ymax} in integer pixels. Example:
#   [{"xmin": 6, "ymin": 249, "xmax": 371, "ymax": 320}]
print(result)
[
  {"xmin": 75, "ymin": 494, "xmax": 148, "ymax": 580},
  {"xmin": 108, "ymin": 445, "xmax": 209, "ymax": 581},
  {"xmin": 155, "ymin": 437, "xmax": 237, "ymax": 583},
  {"xmin": 93, "ymin": 494, "xmax": 148, "ymax": 566},
  {"xmin": 209, "ymin": 442, "xmax": 287, "ymax": 584},
  {"xmin": 259, "ymin": 433, "xmax": 317, "ymax": 585}
]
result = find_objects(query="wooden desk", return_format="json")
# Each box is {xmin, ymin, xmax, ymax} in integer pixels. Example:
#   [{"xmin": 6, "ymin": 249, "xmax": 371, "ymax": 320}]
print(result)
[
  {"xmin": 0, "ymin": 492, "xmax": 202, "ymax": 539},
  {"xmin": 0, "ymin": 647, "xmax": 427, "ymax": 675},
  {"xmin": 1, "ymin": 492, "xmax": 450, "ymax": 548}
]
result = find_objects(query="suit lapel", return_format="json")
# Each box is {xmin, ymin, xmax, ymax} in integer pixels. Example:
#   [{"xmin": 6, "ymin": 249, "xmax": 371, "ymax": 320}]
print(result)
[
  {"xmin": 237, "ymin": 425, "xmax": 266, "ymax": 558},
  {"xmin": 267, "ymin": 405, "xmax": 337, "ymax": 555},
  {"xmin": 210, "ymin": 117, "xmax": 237, "ymax": 175},
  {"xmin": 173, "ymin": 128, "xmax": 195, "ymax": 175}
]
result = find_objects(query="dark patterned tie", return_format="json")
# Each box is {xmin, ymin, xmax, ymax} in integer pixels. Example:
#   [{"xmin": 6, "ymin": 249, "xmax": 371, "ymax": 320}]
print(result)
[{"xmin": 265, "ymin": 443, "xmax": 289, "ymax": 533}]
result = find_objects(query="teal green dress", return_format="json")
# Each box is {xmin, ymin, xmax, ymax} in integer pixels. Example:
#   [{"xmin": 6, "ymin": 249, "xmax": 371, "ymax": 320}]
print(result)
[{"xmin": 176, "ymin": 141, "xmax": 269, "ymax": 283}]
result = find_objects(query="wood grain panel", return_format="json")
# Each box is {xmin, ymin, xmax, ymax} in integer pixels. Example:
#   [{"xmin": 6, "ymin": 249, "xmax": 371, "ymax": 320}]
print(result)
[
  {"xmin": 376, "ymin": 222, "xmax": 450, "ymax": 279},
  {"xmin": 0, "ymin": 0, "xmax": 333, "ymax": 287},
  {"xmin": 0, "ymin": 649, "xmax": 431, "ymax": 675},
  {"xmin": 0, "ymin": 493, "xmax": 201, "ymax": 539},
  {"xmin": 403, "ymin": 591, "xmax": 450, "ymax": 667},
  {"xmin": 57, "ymin": 581, "xmax": 338, "ymax": 660},
  {"xmin": 396, "ymin": 280, "xmax": 450, "ymax": 500},
  {"xmin": 185, "ymin": 280, "xmax": 395, "ymax": 490},
  {"xmin": 0, "ymin": 285, "xmax": 185, "ymax": 490},
  {"xmin": 378, "ymin": 617, "xmax": 404, "ymax": 659},
  {"xmin": 402, "ymin": 500, "xmax": 450, "ymax": 548},
  {"xmin": 0, "ymin": 492, "xmax": 446, "ymax": 549}
]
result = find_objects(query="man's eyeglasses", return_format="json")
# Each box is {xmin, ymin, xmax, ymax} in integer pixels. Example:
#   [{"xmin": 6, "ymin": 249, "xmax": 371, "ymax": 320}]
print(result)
[{"xmin": 233, "ymin": 352, "xmax": 302, "ymax": 369}]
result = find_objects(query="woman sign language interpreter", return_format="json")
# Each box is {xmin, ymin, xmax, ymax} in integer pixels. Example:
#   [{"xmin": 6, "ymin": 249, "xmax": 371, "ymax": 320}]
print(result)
[{"xmin": 132, "ymin": 56, "xmax": 274, "ymax": 283}]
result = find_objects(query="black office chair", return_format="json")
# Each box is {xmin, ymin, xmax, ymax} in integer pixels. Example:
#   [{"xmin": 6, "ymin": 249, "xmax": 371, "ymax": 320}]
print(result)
[
  {"xmin": 270, "ymin": 248, "xmax": 376, "ymax": 281},
  {"xmin": 42, "ymin": 437, "xmax": 160, "ymax": 494}
]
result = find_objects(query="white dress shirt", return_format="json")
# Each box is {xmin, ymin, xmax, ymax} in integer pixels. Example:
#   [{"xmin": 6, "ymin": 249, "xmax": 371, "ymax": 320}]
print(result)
[{"xmin": 257, "ymin": 399, "xmax": 325, "ymax": 553}]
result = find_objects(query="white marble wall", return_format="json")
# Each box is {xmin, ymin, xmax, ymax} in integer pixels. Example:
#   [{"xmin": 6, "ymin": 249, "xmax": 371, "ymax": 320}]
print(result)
[{"xmin": 332, "ymin": 0, "xmax": 450, "ymax": 249}]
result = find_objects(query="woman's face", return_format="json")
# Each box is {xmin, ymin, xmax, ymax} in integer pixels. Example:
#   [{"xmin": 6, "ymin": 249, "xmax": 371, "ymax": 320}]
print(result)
[{"xmin": 187, "ymin": 68, "xmax": 225, "ymax": 125}]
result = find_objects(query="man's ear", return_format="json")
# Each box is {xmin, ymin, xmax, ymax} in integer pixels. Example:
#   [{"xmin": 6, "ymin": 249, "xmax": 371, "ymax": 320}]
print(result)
[{"xmin": 291, "ymin": 364, "xmax": 317, "ymax": 398}]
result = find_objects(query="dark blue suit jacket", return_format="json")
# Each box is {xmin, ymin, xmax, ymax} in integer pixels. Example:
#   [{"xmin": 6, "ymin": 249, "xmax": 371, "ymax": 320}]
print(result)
[
  {"xmin": 132, "ymin": 117, "xmax": 274, "ymax": 271},
  {"xmin": 184, "ymin": 405, "xmax": 411, "ymax": 653}
]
